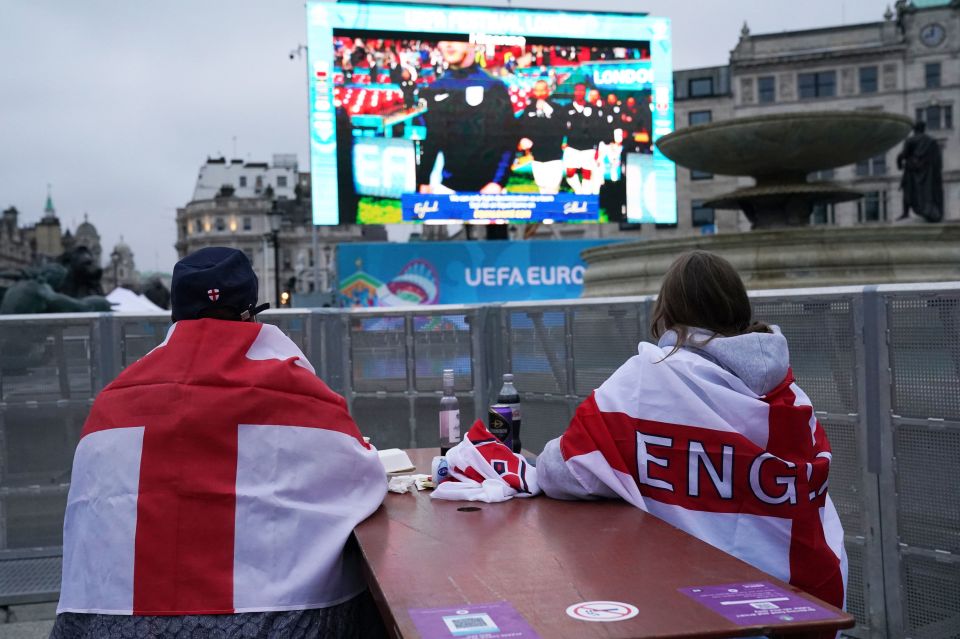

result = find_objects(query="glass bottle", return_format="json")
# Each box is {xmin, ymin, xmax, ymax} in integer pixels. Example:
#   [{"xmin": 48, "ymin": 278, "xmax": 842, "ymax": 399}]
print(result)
[{"xmin": 439, "ymin": 368, "xmax": 460, "ymax": 456}]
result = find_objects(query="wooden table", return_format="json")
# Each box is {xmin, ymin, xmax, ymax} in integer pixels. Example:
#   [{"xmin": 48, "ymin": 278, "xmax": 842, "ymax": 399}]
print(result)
[{"xmin": 353, "ymin": 448, "xmax": 854, "ymax": 639}]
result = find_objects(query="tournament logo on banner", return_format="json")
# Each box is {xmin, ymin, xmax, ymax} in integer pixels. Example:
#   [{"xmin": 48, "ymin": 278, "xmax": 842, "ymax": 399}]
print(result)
[{"xmin": 338, "ymin": 240, "xmax": 619, "ymax": 307}]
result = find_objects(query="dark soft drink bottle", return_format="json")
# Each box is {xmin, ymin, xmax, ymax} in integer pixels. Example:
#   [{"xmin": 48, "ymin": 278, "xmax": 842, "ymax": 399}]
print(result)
[{"xmin": 497, "ymin": 373, "xmax": 521, "ymax": 454}]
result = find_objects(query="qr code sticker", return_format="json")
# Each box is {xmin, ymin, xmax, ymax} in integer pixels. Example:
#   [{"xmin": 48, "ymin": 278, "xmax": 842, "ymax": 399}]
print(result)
[
  {"xmin": 750, "ymin": 601, "xmax": 780, "ymax": 610},
  {"xmin": 442, "ymin": 612, "xmax": 500, "ymax": 636}
]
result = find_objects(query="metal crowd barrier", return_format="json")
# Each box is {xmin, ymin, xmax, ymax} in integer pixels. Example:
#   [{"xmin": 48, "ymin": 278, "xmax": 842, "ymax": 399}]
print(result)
[{"xmin": 0, "ymin": 283, "xmax": 958, "ymax": 639}]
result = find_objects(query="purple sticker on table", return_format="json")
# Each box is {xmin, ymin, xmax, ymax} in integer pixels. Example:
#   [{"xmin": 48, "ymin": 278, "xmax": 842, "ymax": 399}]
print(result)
[
  {"xmin": 409, "ymin": 601, "xmax": 541, "ymax": 638},
  {"xmin": 679, "ymin": 582, "xmax": 837, "ymax": 626}
]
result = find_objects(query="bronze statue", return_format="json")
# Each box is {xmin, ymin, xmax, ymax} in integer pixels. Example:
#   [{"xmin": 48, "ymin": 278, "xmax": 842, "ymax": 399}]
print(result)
[
  {"xmin": 0, "ymin": 262, "xmax": 111, "ymax": 315},
  {"xmin": 142, "ymin": 276, "xmax": 171, "ymax": 310},
  {"xmin": 897, "ymin": 121, "xmax": 944, "ymax": 222},
  {"xmin": 58, "ymin": 245, "xmax": 105, "ymax": 298}
]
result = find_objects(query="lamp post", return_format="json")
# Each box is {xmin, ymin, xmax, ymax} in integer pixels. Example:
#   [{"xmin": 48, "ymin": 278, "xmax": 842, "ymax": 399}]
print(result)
[
  {"xmin": 110, "ymin": 248, "xmax": 120, "ymax": 291},
  {"xmin": 322, "ymin": 244, "xmax": 333, "ymax": 294},
  {"xmin": 267, "ymin": 201, "xmax": 282, "ymax": 307}
]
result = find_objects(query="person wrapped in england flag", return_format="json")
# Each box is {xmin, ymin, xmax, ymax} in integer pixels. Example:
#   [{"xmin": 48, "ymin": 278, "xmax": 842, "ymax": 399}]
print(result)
[
  {"xmin": 53, "ymin": 247, "xmax": 388, "ymax": 639},
  {"xmin": 537, "ymin": 251, "xmax": 847, "ymax": 633}
]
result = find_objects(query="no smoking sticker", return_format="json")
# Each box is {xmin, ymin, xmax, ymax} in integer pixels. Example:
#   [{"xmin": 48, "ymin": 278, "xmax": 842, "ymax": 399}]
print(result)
[{"xmin": 566, "ymin": 601, "xmax": 639, "ymax": 622}]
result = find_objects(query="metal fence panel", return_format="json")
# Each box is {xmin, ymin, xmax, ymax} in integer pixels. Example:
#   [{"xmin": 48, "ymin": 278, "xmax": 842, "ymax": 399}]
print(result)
[
  {"xmin": 888, "ymin": 296, "xmax": 960, "ymax": 421},
  {"xmin": 350, "ymin": 396, "xmax": 413, "ymax": 449},
  {"xmin": 893, "ymin": 422, "xmax": 960, "ymax": 555},
  {"xmin": 507, "ymin": 309, "xmax": 568, "ymax": 396},
  {"xmin": 412, "ymin": 313, "xmax": 473, "ymax": 393},
  {"xmin": 882, "ymin": 289, "xmax": 960, "ymax": 639},
  {"xmin": 0, "ymin": 550, "xmax": 62, "ymax": 606},
  {"xmin": 0, "ymin": 285, "xmax": 958, "ymax": 639},
  {"xmin": 752, "ymin": 298, "xmax": 859, "ymax": 415},
  {"xmin": 1, "ymin": 318, "xmax": 99, "ymax": 404},
  {"xmin": 752, "ymin": 292, "xmax": 881, "ymax": 638},
  {"xmin": 899, "ymin": 552, "xmax": 960, "ymax": 639},
  {"xmin": 117, "ymin": 317, "xmax": 170, "ymax": 369},
  {"xmin": 349, "ymin": 315, "xmax": 408, "ymax": 393},
  {"xmin": 571, "ymin": 303, "xmax": 646, "ymax": 397}
]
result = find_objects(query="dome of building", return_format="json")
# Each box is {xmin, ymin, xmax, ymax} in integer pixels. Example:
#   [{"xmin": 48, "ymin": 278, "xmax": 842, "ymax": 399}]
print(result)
[
  {"xmin": 112, "ymin": 238, "xmax": 133, "ymax": 257},
  {"xmin": 73, "ymin": 214, "xmax": 103, "ymax": 265}
]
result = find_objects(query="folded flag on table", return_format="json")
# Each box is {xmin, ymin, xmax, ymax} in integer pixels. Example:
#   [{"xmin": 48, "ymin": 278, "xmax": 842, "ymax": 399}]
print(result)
[{"xmin": 432, "ymin": 420, "xmax": 540, "ymax": 503}]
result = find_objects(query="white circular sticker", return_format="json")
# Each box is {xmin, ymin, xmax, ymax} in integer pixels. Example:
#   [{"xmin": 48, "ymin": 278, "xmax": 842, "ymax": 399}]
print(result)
[{"xmin": 566, "ymin": 601, "xmax": 639, "ymax": 622}]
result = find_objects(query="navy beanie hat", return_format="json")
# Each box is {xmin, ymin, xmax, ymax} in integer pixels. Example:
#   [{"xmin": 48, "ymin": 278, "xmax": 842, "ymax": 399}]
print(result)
[{"xmin": 171, "ymin": 247, "xmax": 266, "ymax": 322}]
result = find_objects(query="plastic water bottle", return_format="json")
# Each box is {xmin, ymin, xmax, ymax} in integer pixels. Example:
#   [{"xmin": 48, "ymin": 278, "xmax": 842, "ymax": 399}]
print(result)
[
  {"xmin": 490, "ymin": 373, "xmax": 522, "ymax": 453},
  {"xmin": 439, "ymin": 368, "xmax": 460, "ymax": 456}
]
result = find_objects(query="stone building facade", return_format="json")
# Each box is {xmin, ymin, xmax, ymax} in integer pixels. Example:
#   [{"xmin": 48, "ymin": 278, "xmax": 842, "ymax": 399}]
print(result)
[
  {"xmin": 0, "ymin": 194, "xmax": 135, "ymax": 300},
  {"xmin": 669, "ymin": 1, "xmax": 959, "ymax": 238},
  {"xmin": 176, "ymin": 156, "xmax": 382, "ymax": 305},
  {"xmin": 102, "ymin": 239, "xmax": 139, "ymax": 292},
  {"xmin": 1, "ymin": 195, "xmax": 105, "ymax": 276},
  {"xmin": 0, "ymin": 207, "xmax": 33, "ymax": 275}
]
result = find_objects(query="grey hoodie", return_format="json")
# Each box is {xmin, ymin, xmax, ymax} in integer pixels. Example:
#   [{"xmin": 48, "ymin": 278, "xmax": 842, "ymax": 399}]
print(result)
[{"xmin": 536, "ymin": 326, "xmax": 791, "ymax": 500}]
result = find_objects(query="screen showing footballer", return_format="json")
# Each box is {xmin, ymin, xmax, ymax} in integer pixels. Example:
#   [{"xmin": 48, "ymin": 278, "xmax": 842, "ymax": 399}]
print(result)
[{"xmin": 307, "ymin": 2, "xmax": 676, "ymax": 226}]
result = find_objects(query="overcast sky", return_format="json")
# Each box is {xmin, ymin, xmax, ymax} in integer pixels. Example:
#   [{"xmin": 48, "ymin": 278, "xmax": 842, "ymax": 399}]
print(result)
[{"xmin": 0, "ymin": 0, "xmax": 890, "ymax": 273}]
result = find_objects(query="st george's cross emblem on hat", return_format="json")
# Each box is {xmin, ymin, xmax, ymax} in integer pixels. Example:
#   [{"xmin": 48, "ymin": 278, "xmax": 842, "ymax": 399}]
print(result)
[{"xmin": 207, "ymin": 288, "xmax": 220, "ymax": 302}]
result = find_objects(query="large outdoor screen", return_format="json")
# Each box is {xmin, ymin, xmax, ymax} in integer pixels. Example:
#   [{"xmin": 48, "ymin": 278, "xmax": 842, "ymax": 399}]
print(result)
[{"xmin": 307, "ymin": 2, "xmax": 676, "ymax": 226}]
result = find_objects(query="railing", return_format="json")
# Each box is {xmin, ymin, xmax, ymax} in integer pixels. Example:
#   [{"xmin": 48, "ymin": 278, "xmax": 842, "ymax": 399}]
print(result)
[{"xmin": 1, "ymin": 283, "xmax": 958, "ymax": 638}]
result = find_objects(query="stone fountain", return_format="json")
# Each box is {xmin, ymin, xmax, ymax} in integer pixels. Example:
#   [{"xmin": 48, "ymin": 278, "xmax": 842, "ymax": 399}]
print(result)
[
  {"xmin": 581, "ymin": 111, "xmax": 960, "ymax": 296},
  {"xmin": 656, "ymin": 111, "xmax": 912, "ymax": 228}
]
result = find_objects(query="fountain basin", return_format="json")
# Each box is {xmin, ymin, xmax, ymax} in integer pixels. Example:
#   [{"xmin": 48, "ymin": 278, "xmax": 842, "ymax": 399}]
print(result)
[{"xmin": 656, "ymin": 111, "xmax": 914, "ymax": 177}]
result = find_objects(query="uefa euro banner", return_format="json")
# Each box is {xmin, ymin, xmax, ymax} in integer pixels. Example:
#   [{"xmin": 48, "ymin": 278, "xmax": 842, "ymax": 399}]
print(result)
[
  {"xmin": 337, "ymin": 240, "xmax": 619, "ymax": 307},
  {"xmin": 306, "ymin": 1, "xmax": 677, "ymax": 227}
]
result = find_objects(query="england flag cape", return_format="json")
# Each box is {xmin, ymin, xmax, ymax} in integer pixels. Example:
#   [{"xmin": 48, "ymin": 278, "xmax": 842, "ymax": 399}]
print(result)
[
  {"xmin": 58, "ymin": 319, "xmax": 387, "ymax": 616},
  {"xmin": 539, "ymin": 334, "xmax": 847, "ymax": 611}
]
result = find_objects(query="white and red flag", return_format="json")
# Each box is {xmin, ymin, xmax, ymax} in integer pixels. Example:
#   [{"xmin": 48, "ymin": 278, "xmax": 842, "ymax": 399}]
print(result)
[
  {"xmin": 540, "ymin": 339, "xmax": 846, "ymax": 611},
  {"xmin": 58, "ymin": 319, "xmax": 386, "ymax": 616},
  {"xmin": 431, "ymin": 420, "xmax": 539, "ymax": 503}
]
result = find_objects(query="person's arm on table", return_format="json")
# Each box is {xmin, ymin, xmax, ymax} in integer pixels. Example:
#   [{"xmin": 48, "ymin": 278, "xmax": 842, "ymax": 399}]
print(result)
[
  {"xmin": 536, "ymin": 437, "xmax": 601, "ymax": 500},
  {"xmin": 537, "ymin": 356, "xmax": 646, "ymax": 507}
]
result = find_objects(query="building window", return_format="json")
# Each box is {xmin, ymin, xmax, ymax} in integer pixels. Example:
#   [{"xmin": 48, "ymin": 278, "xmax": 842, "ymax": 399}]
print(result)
[
  {"xmin": 255, "ymin": 176, "xmax": 264, "ymax": 193},
  {"xmin": 277, "ymin": 176, "xmax": 288, "ymax": 188},
  {"xmin": 688, "ymin": 110, "xmax": 712, "ymax": 126},
  {"xmin": 925, "ymin": 62, "xmax": 941, "ymax": 89},
  {"xmin": 758, "ymin": 76, "xmax": 776, "ymax": 103},
  {"xmin": 916, "ymin": 104, "xmax": 953, "ymax": 130},
  {"xmin": 243, "ymin": 217, "xmax": 252, "ymax": 231},
  {"xmin": 215, "ymin": 217, "xmax": 226, "ymax": 232},
  {"xmin": 239, "ymin": 176, "xmax": 247, "ymax": 188},
  {"xmin": 195, "ymin": 219, "xmax": 203, "ymax": 233},
  {"xmin": 809, "ymin": 168, "xmax": 836, "ymax": 181},
  {"xmin": 689, "ymin": 77, "xmax": 714, "ymax": 97},
  {"xmin": 798, "ymin": 71, "xmax": 836, "ymax": 99},
  {"xmin": 691, "ymin": 200, "xmax": 715, "ymax": 227},
  {"xmin": 855, "ymin": 154, "xmax": 887, "ymax": 177},
  {"xmin": 686, "ymin": 111, "xmax": 713, "ymax": 179},
  {"xmin": 872, "ymin": 154, "xmax": 887, "ymax": 175},
  {"xmin": 858, "ymin": 191, "xmax": 887, "ymax": 222},
  {"xmin": 811, "ymin": 203, "xmax": 835, "ymax": 225},
  {"xmin": 859, "ymin": 66, "xmax": 878, "ymax": 94}
]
